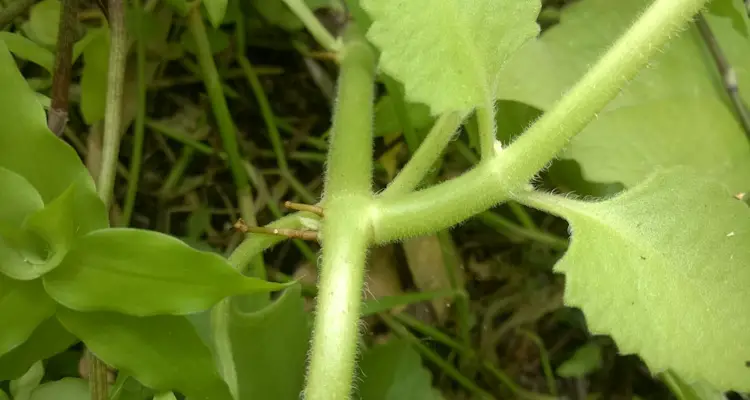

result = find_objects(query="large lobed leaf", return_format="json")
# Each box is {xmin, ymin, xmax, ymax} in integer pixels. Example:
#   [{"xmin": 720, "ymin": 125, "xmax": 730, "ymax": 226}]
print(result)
[
  {"xmin": 362, "ymin": 0, "xmax": 541, "ymax": 115},
  {"xmin": 356, "ymin": 340, "xmax": 442, "ymax": 400},
  {"xmin": 516, "ymin": 168, "xmax": 750, "ymax": 391},
  {"xmin": 497, "ymin": 0, "xmax": 750, "ymax": 192},
  {"xmin": 43, "ymin": 229, "xmax": 289, "ymax": 316}
]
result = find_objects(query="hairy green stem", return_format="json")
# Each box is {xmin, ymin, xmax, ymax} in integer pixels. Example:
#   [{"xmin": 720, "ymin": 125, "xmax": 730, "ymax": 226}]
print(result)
[
  {"xmin": 121, "ymin": 0, "xmax": 147, "ymax": 226},
  {"xmin": 96, "ymin": 0, "xmax": 127, "ymax": 209},
  {"xmin": 477, "ymin": 104, "xmax": 497, "ymax": 159},
  {"xmin": 304, "ymin": 28, "xmax": 376, "ymax": 400},
  {"xmin": 371, "ymin": 0, "xmax": 710, "ymax": 243},
  {"xmin": 282, "ymin": 0, "xmax": 340, "ymax": 52},
  {"xmin": 382, "ymin": 112, "xmax": 463, "ymax": 196}
]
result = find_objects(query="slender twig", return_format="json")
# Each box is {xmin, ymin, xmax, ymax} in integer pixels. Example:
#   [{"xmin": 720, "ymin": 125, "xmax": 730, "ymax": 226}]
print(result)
[
  {"xmin": 695, "ymin": 13, "xmax": 750, "ymax": 136},
  {"xmin": 284, "ymin": 201, "xmax": 324, "ymax": 216},
  {"xmin": 121, "ymin": 0, "xmax": 147, "ymax": 226},
  {"xmin": 518, "ymin": 329, "xmax": 558, "ymax": 396},
  {"xmin": 281, "ymin": 0, "xmax": 340, "ymax": 52},
  {"xmin": 0, "ymin": 0, "xmax": 35, "ymax": 29},
  {"xmin": 233, "ymin": 218, "xmax": 318, "ymax": 241},
  {"xmin": 47, "ymin": 0, "xmax": 79, "ymax": 136}
]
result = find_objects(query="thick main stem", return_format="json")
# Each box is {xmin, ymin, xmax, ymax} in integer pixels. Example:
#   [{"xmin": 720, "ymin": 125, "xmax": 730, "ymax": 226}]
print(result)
[
  {"xmin": 304, "ymin": 28, "xmax": 376, "ymax": 400},
  {"xmin": 371, "ymin": 0, "xmax": 711, "ymax": 244}
]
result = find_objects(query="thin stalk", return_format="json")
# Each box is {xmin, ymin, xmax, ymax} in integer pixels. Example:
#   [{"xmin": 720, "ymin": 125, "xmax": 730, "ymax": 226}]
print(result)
[
  {"xmin": 304, "ymin": 27, "xmax": 376, "ymax": 400},
  {"xmin": 477, "ymin": 211, "xmax": 568, "ymax": 250},
  {"xmin": 158, "ymin": 147, "xmax": 195, "ymax": 199},
  {"xmin": 519, "ymin": 329, "xmax": 558, "ymax": 396},
  {"xmin": 47, "ymin": 0, "xmax": 78, "ymax": 136},
  {"xmin": 186, "ymin": 9, "xmax": 254, "ymax": 221},
  {"xmin": 695, "ymin": 13, "xmax": 750, "ymax": 136},
  {"xmin": 96, "ymin": 0, "xmax": 127, "ymax": 209},
  {"xmin": 282, "ymin": 0, "xmax": 340, "ymax": 52},
  {"xmin": 382, "ymin": 112, "xmax": 463, "ymax": 196},
  {"xmin": 121, "ymin": 0, "xmax": 147, "ymax": 226},
  {"xmin": 508, "ymin": 201, "xmax": 538, "ymax": 230},
  {"xmin": 371, "ymin": 0, "xmax": 711, "ymax": 244},
  {"xmin": 477, "ymin": 104, "xmax": 497, "ymax": 159}
]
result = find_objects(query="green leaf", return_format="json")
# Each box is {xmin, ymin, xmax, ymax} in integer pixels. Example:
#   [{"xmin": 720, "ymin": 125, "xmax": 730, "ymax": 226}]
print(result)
[
  {"xmin": 202, "ymin": 0, "xmax": 227, "ymax": 28},
  {"xmin": 556, "ymin": 341, "xmax": 603, "ymax": 378},
  {"xmin": 11, "ymin": 361, "xmax": 44, "ymax": 400},
  {"xmin": 0, "ymin": 389, "xmax": 8, "ymax": 400},
  {"xmin": 44, "ymin": 228, "xmax": 289, "ymax": 316},
  {"xmin": 57, "ymin": 309, "xmax": 233, "ymax": 400},
  {"xmin": 374, "ymin": 95, "xmax": 432, "ymax": 138},
  {"xmin": 516, "ymin": 168, "xmax": 750, "ymax": 391},
  {"xmin": 0, "ymin": 277, "xmax": 55, "ymax": 356},
  {"xmin": 0, "ymin": 41, "xmax": 93, "ymax": 203},
  {"xmin": 26, "ymin": 0, "xmax": 60, "ymax": 47},
  {"xmin": 662, "ymin": 370, "xmax": 727, "ymax": 400},
  {"xmin": 362, "ymin": 0, "xmax": 540, "ymax": 115},
  {"xmin": 0, "ymin": 32, "xmax": 54, "ymax": 72},
  {"xmin": 0, "ymin": 167, "xmax": 44, "ymax": 226},
  {"xmin": 707, "ymin": 0, "xmax": 749, "ymax": 38},
  {"xmin": 80, "ymin": 28, "xmax": 109, "ymax": 124},
  {"xmin": 231, "ymin": 284, "xmax": 309, "ymax": 400},
  {"xmin": 357, "ymin": 340, "xmax": 441, "ymax": 400},
  {"xmin": 29, "ymin": 378, "xmax": 88, "ymax": 400},
  {"xmin": 497, "ymin": 0, "xmax": 750, "ymax": 192},
  {"xmin": 22, "ymin": 176, "xmax": 108, "ymax": 277},
  {"xmin": 0, "ymin": 317, "xmax": 77, "ymax": 381}
]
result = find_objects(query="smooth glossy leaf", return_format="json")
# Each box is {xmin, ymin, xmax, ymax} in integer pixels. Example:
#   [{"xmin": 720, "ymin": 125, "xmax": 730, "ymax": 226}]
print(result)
[
  {"xmin": 0, "ymin": 277, "xmax": 55, "ymax": 356},
  {"xmin": 11, "ymin": 361, "xmax": 44, "ymax": 400},
  {"xmin": 516, "ymin": 168, "xmax": 750, "ymax": 391},
  {"xmin": 44, "ymin": 228, "xmax": 289, "ymax": 316},
  {"xmin": 22, "ymin": 175, "xmax": 108, "ymax": 277},
  {"xmin": 26, "ymin": 0, "xmax": 59, "ymax": 47},
  {"xmin": 556, "ymin": 342, "xmax": 603, "ymax": 378},
  {"xmin": 202, "ymin": 0, "xmax": 227, "ymax": 28},
  {"xmin": 57, "ymin": 309, "xmax": 233, "ymax": 400},
  {"xmin": 0, "ymin": 167, "xmax": 44, "ymax": 226},
  {"xmin": 357, "ymin": 340, "xmax": 441, "ymax": 400},
  {"xmin": 362, "ymin": 0, "xmax": 540, "ymax": 115},
  {"xmin": 0, "ymin": 32, "xmax": 54, "ymax": 72},
  {"xmin": 231, "ymin": 284, "xmax": 309, "ymax": 400},
  {"xmin": 0, "ymin": 41, "xmax": 92, "ymax": 203},
  {"xmin": 497, "ymin": 0, "xmax": 750, "ymax": 192},
  {"xmin": 80, "ymin": 28, "xmax": 109, "ymax": 124},
  {"xmin": 374, "ymin": 95, "xmax": 432, "ymax": 138},
  {"xmin": 0, "ymin": 317, "xmax": 77, "ymax": 380},
  {"xmin": 29, "ymin": 378, "xmax": 88, "ymax": 400}
]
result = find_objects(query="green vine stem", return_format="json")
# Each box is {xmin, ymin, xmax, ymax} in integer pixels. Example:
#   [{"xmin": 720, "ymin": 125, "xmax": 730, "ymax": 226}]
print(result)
[
  {"xmin": 370, "ymin": 0, "xmax": 710, "ymax": 244},
  {"xmin": 477, "ymin": 104, "xmax": 497, "ymax": 159},
  {"xmin": 382, "ymin": 112, "xmax": 463, "ymax": 196},
  {"xmin": 282, "ymin": 0, "xmax": 340, "ymax": 52},
  {"xmin": 304, "ymin": 27, "xmax": 376, "ymax": 400}
]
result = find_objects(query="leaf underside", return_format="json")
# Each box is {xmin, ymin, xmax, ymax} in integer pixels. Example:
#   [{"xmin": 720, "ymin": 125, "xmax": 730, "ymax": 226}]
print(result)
[
  {"xmin": 362, "ymin": 0, "xmax": 541, "ymax": 115},
  {"xmin": 518, "ymin": 168, "xmax": 750, "ymax": 391},
  {"xmin": 497, "ymin": 0, "xmax": 750, "ymax": 192}
]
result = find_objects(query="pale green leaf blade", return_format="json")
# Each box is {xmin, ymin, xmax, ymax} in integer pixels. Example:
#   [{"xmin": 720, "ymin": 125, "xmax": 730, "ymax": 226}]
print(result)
[
  {"xmin": 0, "ymin": 317, "xmax": 78, "ymax": 381},
  {"xmin": 0, "ymin": 32, "xmax": 54, "ymax": 72},
  {"xmin": 80, "ymin": 28, "xmax": 109, "ymax": 125},
  {"xmin": 707, "ymin": 0, "xmax": 749, "ymax": 38},
  {"xmin": 516, "ymin": 168, "xmax": 750, "ymax": 391},
  {"xmin": 57, "ymin": 309, "xmax": 233, "ymax": 400},
  {"xmin": 0, "ymin": 277, "xmax": 55, "ymax": 356},
  {"xmin": 29, "ymin": 378, "xmax": 88, "ymax": 400},
  {"xmin": 11, "ymin": 361, "xmax": 44, "ymax": 400},
  {"xmin": 231, "ymin": 285, "xmax": 310, "ymax": 399},
  {"xmin": 43, "ymin": 228, "xmax": 289, "ymax": 316},
  {"xmin": 0, "ymin": 389, "xmax": 8, "ymax": 400},
  {"xmin": 497, "ymin": 0, "xmax": 750, "ymax": 192},
  {"xmin": 362, "ymin": 0, "xmax": 540, "ymax": 115},
  {"xmin": 202, "ymin": 0, "xmax": 227, "ymax": 28},
  {"xmin": 0, "ymin": 41, "xmax": 93, "ymax": 203},
  {"xmin": 0, "ymin": 167, "xmax": 44, "ymax": 226},
  {"xmin": 555, "ymin": 341, "xmax": 603, "ymax": 378},
  {"xmin": 26, "ymin": 0, "xmax": 59, "ymax": 47},
  {"xmin": 357, "ymin": 340, "xmax": 442, "ymax": 400}
]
